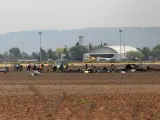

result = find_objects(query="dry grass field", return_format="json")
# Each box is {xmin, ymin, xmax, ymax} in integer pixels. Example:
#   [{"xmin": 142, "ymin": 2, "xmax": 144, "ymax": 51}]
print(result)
[{"xmin": 0, "ymin": 71, "xmax": 160, "ymax": 120}]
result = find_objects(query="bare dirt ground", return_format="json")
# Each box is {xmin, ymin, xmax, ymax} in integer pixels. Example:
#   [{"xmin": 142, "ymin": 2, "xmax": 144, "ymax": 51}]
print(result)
[{"xmin": 0, "ymin": 70, "xmax": 160, "ymax": 119}]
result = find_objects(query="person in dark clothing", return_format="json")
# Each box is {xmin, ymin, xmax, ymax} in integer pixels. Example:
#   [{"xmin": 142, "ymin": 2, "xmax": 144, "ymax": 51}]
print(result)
[
  {"xmin": 33, "ymin": 64, "xmax": 36, "ymax": 70},
  {"xmin": 111, "ymin": 64, "xmax": 115, "ymax": 72},
  {"xmin": 66, "ymin": 64, "xmax": 68, "ymax": 71},
  {"xmin": 53, "ymin": 66, "xmax": 57, "ymax": 72},
  {"xmin": 27, "ymin": 64, "xmax": 31, "ymax": 71},
  {"xmin": 85, "ymin": 63, "xmax": 88, "ymax": 70},
  {"xmin": 53, "ymin": 64, "xmax": 57, "ymax": 72},
  {"xmin": 20, "ymin": 65, "xmax": 23, "ymax": 72},
  {"xmin": 60, "ymin": 62, "xmax": 64, "ymax": 72},
  {"xmin": 102, "ymin": 67, "xmax": 107, "ymax": 72}
]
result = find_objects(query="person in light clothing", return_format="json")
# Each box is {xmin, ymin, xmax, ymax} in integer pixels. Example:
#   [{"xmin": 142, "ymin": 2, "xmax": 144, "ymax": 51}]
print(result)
[{"xmin": 4, "ymin": 63, "xmax": 8, "ymax": 71}]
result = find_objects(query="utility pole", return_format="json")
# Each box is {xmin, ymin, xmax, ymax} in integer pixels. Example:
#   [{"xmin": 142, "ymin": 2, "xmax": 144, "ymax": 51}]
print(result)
[
  {"xmin": 124, "ymin": 44, "xmax": 126, "ymax": 59},
  {"xmin": 88, "ymin": 43, "xmax": 90, "ymax": 52},
  {"xmin": 39, "ymin": 32, "xmax": 42, "ymax": 62},
  {"xmin": 119, "ymin": 29, "xmax": 122, "ymax": 60}
]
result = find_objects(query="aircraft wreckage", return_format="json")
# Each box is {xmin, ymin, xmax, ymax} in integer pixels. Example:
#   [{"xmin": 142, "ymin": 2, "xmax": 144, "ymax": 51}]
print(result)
[
  {"xmin": 63, "ymin": 64, "xmax": 160, "ymax": 73},
  {"xmin": 30, "ymin": 70, "xmax": 42, "ymax": 76},
  {"xmin": 0, "ymin": 64, "xmax": 160, "ymax": 74},
  {"xmin": 0, "ymin": 68, "xmax": 9, "ymax": 73}
]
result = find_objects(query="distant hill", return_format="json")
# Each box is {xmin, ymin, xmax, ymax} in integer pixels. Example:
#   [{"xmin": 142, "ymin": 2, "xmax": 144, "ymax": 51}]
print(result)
[{"xmin": 0, "ymin": 27, "xmax": 160, "ymax": 54}]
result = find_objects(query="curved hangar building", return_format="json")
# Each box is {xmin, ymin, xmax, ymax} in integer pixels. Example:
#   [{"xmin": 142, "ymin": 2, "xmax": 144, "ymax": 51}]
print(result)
[{"xmin": 83, "ymin": 45, "xmax": 139, "ymax": 61}]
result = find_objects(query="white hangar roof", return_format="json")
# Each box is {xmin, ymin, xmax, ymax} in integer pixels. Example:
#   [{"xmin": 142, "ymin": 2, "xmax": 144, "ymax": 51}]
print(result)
[
  {"xmin": 89, "ymin": 45, "xmax": 139, "ymax": 54},
  {"xmin": 107, "ymin": 45, "xmax": 139, "ymax": 54}
]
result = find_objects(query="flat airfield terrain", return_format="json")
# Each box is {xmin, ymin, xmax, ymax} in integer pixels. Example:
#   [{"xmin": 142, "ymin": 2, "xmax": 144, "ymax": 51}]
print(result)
[{"xmin": 0, "ymin": 70, "xmax": 160, "ymax": 120}]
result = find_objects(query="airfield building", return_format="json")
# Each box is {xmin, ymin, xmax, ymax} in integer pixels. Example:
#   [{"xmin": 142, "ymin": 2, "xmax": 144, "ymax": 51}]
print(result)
[{"xmin": 83, "ymin": 45, "xmax": 139, "ymax": 61}]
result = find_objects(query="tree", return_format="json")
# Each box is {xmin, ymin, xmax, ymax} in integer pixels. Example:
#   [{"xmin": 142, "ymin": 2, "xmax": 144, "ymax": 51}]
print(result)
[
  {"xmin": 137, "ymin": 47, "xmax": 151, "ymax": 60},
  {"xmin": 41, "ymin": 48, "xmax": 49, "ymax": 61},
  {"xmin": 48, "ymin": 49, "xmax": 53, "ymax": 59},
  {"xmin": 142, "ymin": 47, "xmax": 151, "ymax": 58},
  {"xmin": 21, "ymin": 52, "xmax": 29, "ymax": 59},
  {"xmin": 0, "ymin": 53, "xmax": 3, "ymax": 61},
  {"xmin": 63, "ymin": 47, "xmax": 67, "ymax": 54},
  {"xmin": 55, "ymin": 48, "xmax": 65, "ymax": 59},
  {"xmin": 64, "ymin": 52, "xmax": 71, "ymax": 60},
  {"xmin": 9, "ymin": 47, "xmax": 21, "ymax": 61},
  {"xmin": 126, "ymin": 51, "xmax": 144, "ymax": 60},
  {"xmin": 31, "ymin": 48, "xmax": 49, "ymax": 61},
  {"xmin": 88, "ymin": 43, "xmax": 93, "ymax": 52},
  {"xmin": 47, "ymin": 49, "xmax": 57, "ymax": 60},
  {"xmin": 0, "ymin": 53, "xmax": 3, "ymax": 58},
  {"xmin": 152, "ymin": 44, "xmax": 160, "ymax": 58},
  {"xmin": 1, "ymin": 51, "xmax": 10, "ymax": 61},
  {"xmin": 31, "ymin": 52, "xmax": 39, "ymax": 60},
  {"xmin": 70, "ymin": 45, "xmax": 88, "ymax": 61},
  {"xmin": 9, "ymin": 47, "xmax": 21, "ymax": 57},
  {"xmin": 3, "ymin": 51, "xmax": 9, "ymax": 57},
  {"xmin": 63, "ymin": 47, "xmax": 71, "ymax": 60},
  {"xmin": 76, "ymin": 41, "xmax": 80, "ymax": 46}
]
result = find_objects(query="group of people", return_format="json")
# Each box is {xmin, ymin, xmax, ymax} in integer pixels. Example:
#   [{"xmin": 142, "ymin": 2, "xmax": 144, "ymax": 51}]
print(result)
[
  {"xmin": 26, "ymin": 62, "xmax": 68, "ymax": 73},
  {"xmin": 52, "ymin": 62, "xmax": 68, "ymax": 72},
  {"xmin": 3, "ymin": 62, "xmax": 116, "ymax": 73},
  {"xmin": 4, "ymin": 63, "xmax": 45, "ymax": 72},
  {"xmin": 14, "ymin": 64, "xmax": 23, "ymax": 71},
  {"xmin": 27, "ymin": 63, "xmax": 44, "ymax": 72},
  {"xmin": 4, "ymin": 63, "xmax": 23, "ymax": 72}
]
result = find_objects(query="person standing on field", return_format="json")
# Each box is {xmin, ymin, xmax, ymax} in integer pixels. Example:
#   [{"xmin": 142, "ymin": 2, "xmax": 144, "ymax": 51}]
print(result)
[
  {"xmin": 41, "ymin": 63, "xmax": 44, "ymax": 72},
  {"xmin": 4, "ymin": 63, "xmax": 8, "ymax": 71},
  {"xmin": 20, "ymin": 64, "xmax": 23, "ymax": 72},
  {"xmin": 85, "ymin": 63, "xmax": 88, "ymax": 70},
  {"xmin": 16, "ymin": 64, "xmax": 19, "ymax": 71},
  {"xmin": 60, "ymin": 62, "xmax": 64, "ymax": 72}
]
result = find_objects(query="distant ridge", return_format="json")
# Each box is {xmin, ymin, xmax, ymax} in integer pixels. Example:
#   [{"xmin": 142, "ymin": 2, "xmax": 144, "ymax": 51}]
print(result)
[{"xmin": 0, "ymin": 27, "xmax": 160, "ymax": 54}]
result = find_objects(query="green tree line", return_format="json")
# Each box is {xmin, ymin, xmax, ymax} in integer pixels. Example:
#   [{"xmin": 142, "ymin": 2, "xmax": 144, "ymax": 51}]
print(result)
[
  {"xmin": 0, "ymin": 42, "xmax": 160, "ymax": 62},
  {"xmin": 0, "ymin": 42, "xmax": 89, "ymax": 62},
  {"xmin": 127, "ymin": 44, "xmax": 160, "ymax": 60}
]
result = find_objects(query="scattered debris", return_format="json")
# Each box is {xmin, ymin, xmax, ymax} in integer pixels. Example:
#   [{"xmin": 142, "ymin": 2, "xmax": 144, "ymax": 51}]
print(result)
[
  {"xmin": 31, "ymin": 70, "xmax": 42, "ymax": 76},
  {"xmin": 46, "ymin": 113, "xmax": 53, "ymax": 117},
  {"xmin": 0, "ymin": 68, "xmax": 8, "ymax": 73}
]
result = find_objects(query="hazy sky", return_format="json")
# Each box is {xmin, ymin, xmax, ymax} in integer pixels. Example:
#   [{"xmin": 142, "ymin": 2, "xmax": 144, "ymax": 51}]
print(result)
[{"xmin": 0, "ymin": 0, "xmax": 160, "ymax": 34}]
